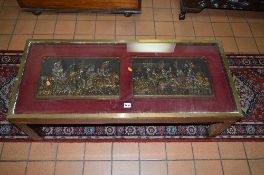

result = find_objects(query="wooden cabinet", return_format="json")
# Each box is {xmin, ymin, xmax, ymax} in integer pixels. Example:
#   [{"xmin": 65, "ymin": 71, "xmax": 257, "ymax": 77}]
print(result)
[
  {"xmin": 17, "ymin": 0, "xmax": 141, "ymax": 16},
  {"xmin": 179, "ymin": 0, "xmax": 264, "ymax": 20}
]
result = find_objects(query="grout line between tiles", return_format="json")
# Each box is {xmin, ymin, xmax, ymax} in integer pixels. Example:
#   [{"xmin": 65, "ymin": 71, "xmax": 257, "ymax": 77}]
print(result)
[
  {"xmin": 0, "ymin": 142, "xmax": 4, "ymax": 159},
  {"xmin": 138, "ymin": 142, "xmax": 141, "ymax": 175},
  {"xmin": 242, "ymin": 142, "xmax": 253, "ymax": 175},
  {"xmin": 52, "ymin": 143, "xmax": 59, "ymax": 175},
  {"xmin": 111, "ymin": 142, "xmax": 113, "ymax": 175},
  {"xmin": 81, "ymin": 142, "xmax": 86, "ymax": 175},
  {"xmin": 52, "ymin": 13, "xmax": 59, "ymax": 39},
  {"xmin": 217, "ymin": 142, "xmax": 225, "ymax": 175},
  {"xmin": 24, "ymin": 142, "xmax": 32, "ymax": 175},
  {"xmin": 191, "ymin": 142, "xmax": 197, "ymax": 175},
  {"xmin": 164, "ymin": 142, "xmax": 169, "ymax": 175},
  {"xmin": 246, "ymin": 19, "xmax": 260, "ymax": 54},
  {"xmin": 169, "ymin": 0, "xmax": 176, "ymax": 38},
  {"xmin": 6, "ymin": 5, "xmax": 20, "ymax": 50}
]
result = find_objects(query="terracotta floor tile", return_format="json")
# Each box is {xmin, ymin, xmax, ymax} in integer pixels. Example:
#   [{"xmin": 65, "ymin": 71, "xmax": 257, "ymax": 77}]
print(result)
[
  {"xmin": 55, "ymin": 162, "xmax": 83, "ymax": 175},
  {"xmin": 195, "ymin": 160, "xmax": 223, "ymax": 175},
  {"xmin": 0, "ymin": 162, "xmax": 26, "ymax": 175},
  {"xmin": 218, "ymin": 142, "xmax": 246, "ymax": 159},
  {"xmin": 57, "ymin": 13, "xmax": 77, "ymax": 20},
  {"xmin": 74, "ymin": 35, "xmax": 95, "ymax": 40},
  {"xmin": 29, "ymin": 142, "xmax": 57, "ymax": 160},
  {"xmin": 95, "ymin": 34, "xmax": 115, "ymax": 40},
  {"xmin": 136, "ymin": 21, "xmax": 155, "ymax": 35},
  {"xmin": 245, "ymin": 11, "xmax": 264, "ymax": 23},
  {"xmin": 216, "ymin": 37, "xmax": 238, "ymax": 53},
  {"xmin": 140, "ymin": 142, "xmax": 166, "ymax": 160},
  {"xmin": 1, "ymin": 142, "xmax": 30, "ymax": 160},
  {"xmin": 85, "ymin": 142, "xmax": 112, "ymax": 160},
  {"xmin": 249, "ymin": 160, "xmax": 264, "ymax": 175},
  {"xmin": 192, "ymin": 142, "xmax": 220, "ymax": 159},
  {"xmin": 37, "ymin": 13, "xmax": 58, "ymax": 20},
  {"xmin": 174, "ymin": 21, "xmax": 194, "ymax": 36},
  {"xmin": 95, "ymin": 21, "xmax": 115, "ymax": 35},
  {"xmin": 33, "ymin": 34, "xmax": 53, "ymax": 39},
  {"xmin": 0, "ymin": 20, "xmax": 16, "ymax": 34},
  {"xmin": 77, "ymin": 13, "xmax": 97, "ymax": 20},
  {"xmin": 116, "ymin": 35, "xmax": 135, "ymax": 40},
  {"xmin": 226, "ymin": 10, "xmax": 246, "ymax": 22},
  {"xmin": 255, "ymin": 37, "xmax": 264, "ymax": 53},
  {"xmin": 166, "ymin": 142, "xmax": 193, "ymax": 160},
  {"xmin": 171, "ymin": 0, "xmax": 181, "ymax": 10},
  {"xmin": 0, "ymin": 142, "xmax": 3, "ymax": 151},
  {"xmin": 168, "ymin": 161, "xmax": 195, "ymax": 175},
  {"xmin": 0, "ymin": 35, "xmax": 10, "ymax": 50},
  {"xmin": 209, "ymin": 9, "xmax": 228, "ymax": 22},
  {"xmin": 3, "ymin": 0, "xmax": 18, "ymax": 7},
  {"xmin": 193, "ymin": 22, "xmax": 214, "ymax": 36},
  {"xmin": 142, "ymin": 0, "xmax": 153, "ymax": 7},
  {"xmin": 153, "ymin": 0, "xmax": 171, "ymax": 8},
  {"xmin": 235, "ymin": 37, "xmax": 259, "ymax": 53},
  {"xmin": 26, "ymin": 162, "xmax": 55, "ymax": 175},
  {"xmin": 250, "ymin": 23, "xmax": 264, "ymax": 37},
  {"xmin": 53, "ymin": 35, "xmax": 74, "ymax": 39},
  {"xmin": 18, "ymin": 11, "xmax": 37, "ymax": 20},
  {"xmin": 222, "ymin": 160, "xmax": 250, "ymax": 175},
  {"xmin": 172, "ymin": 9, "xmax": 192, "ymax": 22},
  {"xmin": 136, "ymin": 35, "xmax": 155, "ymax": 39},
  {"xmin": 116, "ymin": 21, "xmax": 135, "ymax": 35},
  {"xmin": 141, "ymin": 161, "xmax": 167, "ymax": 175},
  {"xmin": 191, "ymin": 10, "xmax": 211, "ymax": 22},
  {"xmin": 57, "ymin": 143, "xmax": 85, "ymax": 160},
  {"xmin": 83, "ymin": 161, "xmax": 111, "ymax": 175},
  {"xmin": 112, "ymin": 161, "xmax": 139, "ymax": 175},
  {"xmin": 0, "ymin": 7, "xmax": 19, "ymax": 19},
  {"xmin": 134, "ymin": 8, "xmax": 153, "ymax": 21},
  {"xmin": 155, "ymin": 35, "xmax": 176, "ymax": 39},
  {"xmin": 155, "ymin": 21, "xmax": 175, "ymax": 35},
  {"xmin": 34, "ymin": 20, "xmax": 56, "ymax": 34},
  {"xmin": 212, "ymin": 23, "xmax": 233, "ymax": 37},
  {"xmin": 115, "ymin": 13, "xmax": 135, "ymax": 21},
  {"xmin": 54, "ymin": 21, "xmax": 76, "ymax": 34},
  {"xmin": 175, "ymin": 36, "xmax": 195, "ymax": 40},
  {"xmin": 97, "ymin": 14, "xmax": 116, "ymax": 21},
  {"xmin": 153, "ymin": 8, "xmax": 173, "ymax": 21},
  {"xmin": 195, "ymin": 36, "xmax": 216, "ymax": 41},
  {"xmin": 231, "ymin": 23, "xmax": 252, "ymax": 37},
  {"xmin": 113, "ymin": 143, "xmax": 139, "ymax": 160},
  {"xmin": 244, "ymin": 142, "xmax": 264, "ymax": 158},
  {"xmin": 75, "ymin": 21, "xmax": 95, "ymax": 35},
  {"xmin": 14, "ymin": 20, "xmax": 36, "ymax": 34}
]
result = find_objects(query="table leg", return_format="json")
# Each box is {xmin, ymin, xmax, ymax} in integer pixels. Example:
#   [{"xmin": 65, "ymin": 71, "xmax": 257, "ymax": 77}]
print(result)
[
  {"xmin": 15, "ymin": 123, "xmax": 42, "ymax": 140},
  {"xmin": 208, "ymin": 122, "xmax": 233, "ymax": 137}
]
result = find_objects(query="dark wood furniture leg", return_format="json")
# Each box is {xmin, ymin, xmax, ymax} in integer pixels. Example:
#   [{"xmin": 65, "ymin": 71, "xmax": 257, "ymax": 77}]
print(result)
[
  {"xmin": 14, "ymin": 123, "xmax": 42, "ymax": 140},
  {"xmin": 208, "ymin": 122, "xmax": 233, "ymax": 137}
]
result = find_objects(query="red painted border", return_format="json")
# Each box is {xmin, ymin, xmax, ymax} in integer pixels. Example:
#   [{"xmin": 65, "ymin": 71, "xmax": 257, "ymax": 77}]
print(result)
[{"xmin": 15, "ymin": 43, "xmax": 236, "ymax": 114}]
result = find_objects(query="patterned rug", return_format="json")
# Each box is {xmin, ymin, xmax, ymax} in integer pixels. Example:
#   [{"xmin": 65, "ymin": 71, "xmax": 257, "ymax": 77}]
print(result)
[{"xmin": 0, "ymin": 52, "xmax": 263, "ymax": 141}]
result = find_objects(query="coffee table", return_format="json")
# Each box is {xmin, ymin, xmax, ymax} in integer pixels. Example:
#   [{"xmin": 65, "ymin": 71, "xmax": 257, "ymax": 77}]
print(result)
[{"xmin": 8, "ymin": 40, "xmax": 242, "ymax": 140}]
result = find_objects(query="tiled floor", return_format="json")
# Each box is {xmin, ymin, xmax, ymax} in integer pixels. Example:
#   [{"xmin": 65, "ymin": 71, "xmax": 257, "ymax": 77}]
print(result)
[{"xmin": 0, "ymin": 0, "xmax": 264, "ymax": 174}]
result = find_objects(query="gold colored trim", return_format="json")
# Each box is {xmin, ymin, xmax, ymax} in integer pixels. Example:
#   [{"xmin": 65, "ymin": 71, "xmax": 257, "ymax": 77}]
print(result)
[
  {"xmin": 7, "ymin": 39, "xmax": 242, "ymax": 122},
  {"xmin": 215, "ymin": 41, "xmax": 243, "ymax": 116},
  {"xmin": 8, "ymin": 112, "xmax": 241, "ymax": 120}
]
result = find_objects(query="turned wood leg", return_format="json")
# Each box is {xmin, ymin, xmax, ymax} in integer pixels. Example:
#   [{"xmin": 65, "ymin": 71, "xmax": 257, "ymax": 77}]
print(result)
[
  {"xmin": 15, "ymin": 123, "xmax": 42, "ymax": 140},
  {"xmin": 208, "ymin": 122, "xmax": 233, "ymax": 137}
]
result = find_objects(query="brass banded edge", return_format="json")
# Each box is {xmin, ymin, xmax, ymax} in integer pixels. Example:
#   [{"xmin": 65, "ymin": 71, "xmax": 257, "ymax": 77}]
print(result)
[
  {"xmin": 216, "ymin": 41, "xmax": 243, "ymax": 116},
  {"xmin": 8, "ymin": 112, "xmax": 241, "ymax": 120}
]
